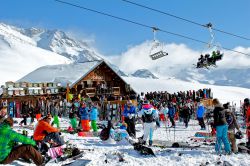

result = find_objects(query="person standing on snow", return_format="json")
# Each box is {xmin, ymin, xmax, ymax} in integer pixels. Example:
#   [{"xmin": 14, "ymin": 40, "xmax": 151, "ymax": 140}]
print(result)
[
  {"xmin": 138, "ymin": 100, "xmax": 160, "ymax": 146},
  {"xmin": 244, "ymin": 98, "xmax": 250, "ymax": 148},
  {"xmin": 224, "ymin": 102, "xmax": 240, "ymax": 153},
  {"xmin": 182, "ymin": 103, "xmax": 191, "ymax": 128},
  {"xmin": 123, "ymin": 100, "xmax": 136, "ymax": 138},
  {"xmin": 79, "ymin": 103, "xmax": 90, "ymax": 131},
  {"xmin": 213, "ymin": 98, "xmax": 231, "ymax": 154},
  {"xmin": 168, "ymin": 103, "xmax": 176, "ymax": 128},
  {"xmin": 90, "ymin": 102, "xmax": 99, "ymax": 132},
  {"xmin": 196, "ymin": 100, "xmax": 206, "ymax": 130}
]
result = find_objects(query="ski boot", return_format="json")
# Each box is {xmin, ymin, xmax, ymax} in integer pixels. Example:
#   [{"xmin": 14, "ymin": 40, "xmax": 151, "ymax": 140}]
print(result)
[{"xmin": 149, "ymin": 140, "xmax": 153, "ymax": 146}]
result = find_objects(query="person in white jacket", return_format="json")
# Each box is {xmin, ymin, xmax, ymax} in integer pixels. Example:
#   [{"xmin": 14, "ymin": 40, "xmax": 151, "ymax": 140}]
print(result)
[{"xmin": 138, "ymin": 101, "xmax": 159, "ymax": 146}]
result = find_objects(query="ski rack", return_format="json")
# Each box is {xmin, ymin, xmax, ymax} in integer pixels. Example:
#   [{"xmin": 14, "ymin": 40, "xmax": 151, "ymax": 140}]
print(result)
[{"xmin": 150, "ymin": 50, "xmax": 168, "ymax": 60}]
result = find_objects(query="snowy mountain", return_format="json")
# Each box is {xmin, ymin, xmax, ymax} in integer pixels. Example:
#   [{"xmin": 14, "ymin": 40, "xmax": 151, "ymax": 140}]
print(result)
[
  {"xmin": 0, "ymin": 23, "xmax": 71, "ymax": 86},
  {"xmin": 131, "ymin": 69, "xmax": 158, "ymax": 79},
  {"xmin": 0, "ymin": 22, "xmax": 107, "ymax": 86},
  {"xmin": 21, "ymin": 28, "xmax": 103, "ymax": 62}
]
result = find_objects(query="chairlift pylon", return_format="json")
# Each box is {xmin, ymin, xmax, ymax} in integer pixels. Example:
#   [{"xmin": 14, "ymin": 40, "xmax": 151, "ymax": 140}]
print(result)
[{"xmin": 149, "ymin": 27, "xmax": 168, "ymax": 60}]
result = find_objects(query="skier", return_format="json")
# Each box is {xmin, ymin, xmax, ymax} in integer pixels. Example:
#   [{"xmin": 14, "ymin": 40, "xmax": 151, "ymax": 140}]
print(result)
[
  {"xmin": 0, "ymin": 117, "xmax": 44, "ymax": 165},
  {"xmin": 90, "ymin": 102, "xmax": 99, "ymax": 132},
  {"xmin": 168, "ymin": 103, "xmax": 176, "ymax": 128},
  {"xmin": 69, "ymin": 109, "xmax": 78, "ymax": 130},
  {"xmin": 138, "ymin": 100, "xmax": 160, "ymax": 146},
  {"xmin": 51, "ymin": 102, "xmax": 60, "ymax": 129},
  {"xmin": 123, "ymin": 100, "xmax": 136, "ymax": 138},
  {"xmin": 182, "ymin": 103, "xmax": 191, "ymax": 128},
  {"xmin": 245, "ymin": 98, "xmax": 250, "ymax": 148},
  {"xmin": 20, "ymin": 101, "xmax": 29, "ymax": 126},
  {"xmin": 196, "ymin": 100, "xmax": 206, "ymax": 130},
  {"xmin": 213, "ymin": 98, "xmax": 231, "ymax": 154},
  {"xmin": 33, "ymin": 114, "xmax": 64, "ymax": 153},
  {"xmin": 79, "ymin": 103, "xmax": 90, "ymax": 131},
  {"xmin": 224, "ymin": 102, "xmax": 240, "ymax": 153}
]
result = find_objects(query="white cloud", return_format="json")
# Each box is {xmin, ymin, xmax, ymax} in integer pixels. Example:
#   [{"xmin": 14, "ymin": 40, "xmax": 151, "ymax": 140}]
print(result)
[{"xmin": 108, "ymin": 41, "xmax": 250, "ymax": 77}]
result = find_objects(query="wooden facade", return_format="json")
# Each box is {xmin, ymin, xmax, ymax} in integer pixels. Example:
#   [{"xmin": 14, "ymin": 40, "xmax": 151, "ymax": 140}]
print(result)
[{"xmin": 70, "ymin": 61, "xmax": 135, "ymax": 98}]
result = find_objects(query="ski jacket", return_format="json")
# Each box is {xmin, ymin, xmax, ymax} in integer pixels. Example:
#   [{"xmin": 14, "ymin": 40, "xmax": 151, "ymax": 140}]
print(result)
[
  {"xmin": 123, "ymin": 105, "xmax": 136, "ymax": 118},
  {"xmin": 139, "ymin": 105, "xmax": 158, "ymax": 123},
  {"xmin": 168, "ymin": 106, "xmax": 176, "ymax": 118},
  {"xmin": 196, "ymin": 103, "xmax": 205, "ymax": 118},
  {"xmin": 90, "ymin": 107, "xmax": 99, "ymax": 121},
  {"xmin": 79, "ymin": 107, "xmax": 89, "ymax": 120},
  {"xmin": 247, "ymin": 106, "xmax": 250, "ymax": 123},
  {"xmin": 33, "ymin": 120, "xmax": 59, "ymax": 141},
  {"xmin": 0, "ymin": 123, "xmax": 36, "ymax": 162},
  {"xmin": 213, "ymin": 104, "xmax": 227, "ymax": 127},
  {"xmin": 225, "ymin": 109, "xmax": 239, "ymax": 132}
]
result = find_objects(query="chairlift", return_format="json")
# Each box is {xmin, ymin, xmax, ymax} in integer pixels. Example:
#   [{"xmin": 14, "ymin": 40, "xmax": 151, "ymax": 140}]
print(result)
[
  {"xmin": 195, "ymin": 23, "xmax": 224, "ymax": 69},
  {"xmin": 149, "ymin": 27, "xmax": 168, "ymax": 60}
]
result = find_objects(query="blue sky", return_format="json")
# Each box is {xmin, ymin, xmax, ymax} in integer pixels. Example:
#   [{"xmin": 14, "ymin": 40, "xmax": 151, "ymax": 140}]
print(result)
[{"xmin": 0, "ymin": 0, "xmax": 249, "ymax": 55}]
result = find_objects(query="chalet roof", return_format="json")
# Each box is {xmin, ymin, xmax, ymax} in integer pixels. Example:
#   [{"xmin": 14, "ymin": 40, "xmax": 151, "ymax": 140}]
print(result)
[{"xmin": 18, "ymin": 60, "xmax": 103, "ymax": 87}]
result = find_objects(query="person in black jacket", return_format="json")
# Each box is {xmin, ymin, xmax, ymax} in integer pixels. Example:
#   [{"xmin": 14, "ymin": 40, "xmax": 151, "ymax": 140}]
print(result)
[{"xmin": 213, "ymin": 98, "xmax": 231, "ymax": 154}]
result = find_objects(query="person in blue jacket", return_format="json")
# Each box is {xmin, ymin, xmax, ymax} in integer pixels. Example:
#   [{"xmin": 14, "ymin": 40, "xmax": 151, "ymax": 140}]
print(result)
[
  {"xmin": 123, "ymin": 100, "xmax": 136, "ymax": 137},
  {"xmin": 79, "ymin": 103, "xmax": 90, "ymax": 131},
  {"xmin": 168, "ymin": 103, "xmax": 176, "ymax": 127},
  {"xmin": 196, "ymin": 100, "xmax": 206, "ymax": 130},
  {"xmin": 90, "ymin": 102, "xmax": 99, "ymax": 132}
]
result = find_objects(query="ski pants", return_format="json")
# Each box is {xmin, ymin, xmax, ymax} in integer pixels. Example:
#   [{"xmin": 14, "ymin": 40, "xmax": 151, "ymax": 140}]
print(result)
[
  {"xmin": 124, "ymin": 117, "xmax": 136, "ymax": 137},
  {"xmin": 52, "ymin": 115, "xmax": 60, "ymax": 128},
  {"xmin": 91, "ymin": 120, "xmax": 98, "ymax": 132},
  {"xmin": 197, "ymin": 117, "xmax": 205, "ymax": 129},
  {"xmin": 0, "ymin": 145, "xmax": 43, "ymax": 165},
  {"xmin": 70, "ymin": 118, "xmax": 77, "ymax": 129},
  {"xmin": 43, "ymin": 132, "xmax": 65, "ymax": 146},
  {"xmin": 215, "ymin": 125, "xmax": 231, "ymax": 154},
  {"xmin": 143, "ymin": 122, "xmax": 155, "ymax": 141},
  {"xmin": 169, "ymin": 117, "xmax": 175, "ymax": 127},
  {"xmin": 228, "ymin": 131, "xmax": 237, "ymax": 153}
]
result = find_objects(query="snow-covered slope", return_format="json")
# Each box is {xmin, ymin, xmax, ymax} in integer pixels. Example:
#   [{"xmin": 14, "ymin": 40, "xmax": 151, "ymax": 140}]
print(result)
[
  {"xmin": 0, "ymin": 23, "xmax": 71, "ymax": 86},
  {"xmin": 132, "ymin": 69, "xmax": 158, "ymax": 79},
  {"xmin": 123, "ymin": 76, "xmax": 250, "ymax": 106}
]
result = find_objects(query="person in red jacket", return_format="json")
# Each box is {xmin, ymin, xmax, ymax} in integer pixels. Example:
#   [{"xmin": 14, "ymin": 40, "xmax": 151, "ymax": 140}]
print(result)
[{"xmin": 33, "ymin": 114, "xmax": 64, "ymax": 151}]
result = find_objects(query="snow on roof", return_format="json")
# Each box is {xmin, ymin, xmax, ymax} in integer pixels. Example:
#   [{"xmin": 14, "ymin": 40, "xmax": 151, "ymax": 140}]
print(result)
[{"xmin": 18, "ymin": 61, "xmax": 103, "ymax": 87}]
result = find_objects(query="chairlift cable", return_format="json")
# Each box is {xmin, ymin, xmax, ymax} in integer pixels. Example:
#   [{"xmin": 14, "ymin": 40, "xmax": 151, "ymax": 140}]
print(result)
[
  {"xmin": 121, "ymin": 0, "xmax": 250, "ymax": 41},
  {"xmin": 54, "ymin": 0, "xmax": 250, "ymax": 56}
]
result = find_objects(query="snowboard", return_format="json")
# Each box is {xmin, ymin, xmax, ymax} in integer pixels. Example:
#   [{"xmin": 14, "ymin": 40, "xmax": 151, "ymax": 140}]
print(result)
[
  {"xmin": 237, "ymin": 143, "xmax": 250, "ymax": 154},
  {"xmin": 127, "ymin": 138, "xmax": 155, "ymax": 156},
  {"xmin": 47, "ymin": 151, "xmax": 84, "ymax": 165}
]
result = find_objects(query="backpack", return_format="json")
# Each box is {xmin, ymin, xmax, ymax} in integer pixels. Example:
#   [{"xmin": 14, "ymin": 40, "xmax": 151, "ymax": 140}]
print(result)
[
  {"xmin": 226, "ymin": 113, "xmax": 233, "ymax": 126},
  {"xmin": 100, "ymin": 127, "xmax": 110, "ymax": 141}
]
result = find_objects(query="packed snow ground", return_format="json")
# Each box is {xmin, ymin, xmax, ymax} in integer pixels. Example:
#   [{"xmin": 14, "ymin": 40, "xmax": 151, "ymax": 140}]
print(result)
[{"xmin": 2, "ymin": 118, "xmax": 250, "ymax": 166}]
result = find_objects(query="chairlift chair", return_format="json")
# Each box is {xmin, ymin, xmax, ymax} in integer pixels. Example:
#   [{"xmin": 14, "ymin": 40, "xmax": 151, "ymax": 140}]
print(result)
[{"xmin": 149, "ymin": 27, "xmax": 168, "ymax": 60}]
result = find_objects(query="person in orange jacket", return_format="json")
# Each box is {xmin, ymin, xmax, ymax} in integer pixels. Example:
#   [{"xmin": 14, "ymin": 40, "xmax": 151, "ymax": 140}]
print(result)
[{"xmin": 33, "ymin": 114, "xmax": 64, "ymax": 149}]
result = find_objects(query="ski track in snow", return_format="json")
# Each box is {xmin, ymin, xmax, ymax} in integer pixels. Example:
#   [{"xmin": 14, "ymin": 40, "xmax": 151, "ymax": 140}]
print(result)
[{"xmin": 2, "ymin": 119, "xmax": 250, "ymax": 166}]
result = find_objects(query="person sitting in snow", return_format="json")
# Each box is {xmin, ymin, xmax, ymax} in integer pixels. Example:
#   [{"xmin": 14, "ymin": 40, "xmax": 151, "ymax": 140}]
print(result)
[
  {"xmin": 33, "ymin": 114, "xmax": 64, "ymax": 154},
  {"xmin": 138, "ymin": 100, "xmax": 160, "ymax": 146},
  {"xmin": 0, "ymin": 117, "xmax": 44, "ymax": 165},
  {"xmin": 123, "ymin": 100, "xmax": 136, "ymax": 138}
]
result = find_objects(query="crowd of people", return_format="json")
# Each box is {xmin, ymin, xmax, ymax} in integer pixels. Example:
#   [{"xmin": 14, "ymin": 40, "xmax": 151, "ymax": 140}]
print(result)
[{"xmin": 0, "ymin": 88, "xmax": 250, "ymax": 165}]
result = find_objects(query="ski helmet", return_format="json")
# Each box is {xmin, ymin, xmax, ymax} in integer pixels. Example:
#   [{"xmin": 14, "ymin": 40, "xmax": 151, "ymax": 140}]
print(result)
[
  {"xmin": 235, "ymin": 131, "xmax": 243, "ymax": 139},
  {"xmin": 244, "ymin": 98, "xmax": 250, "ymax": 105}
]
